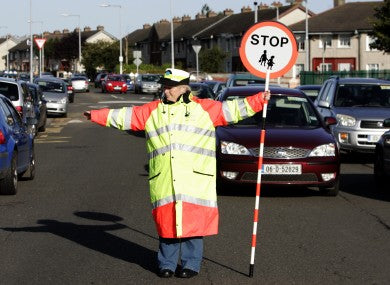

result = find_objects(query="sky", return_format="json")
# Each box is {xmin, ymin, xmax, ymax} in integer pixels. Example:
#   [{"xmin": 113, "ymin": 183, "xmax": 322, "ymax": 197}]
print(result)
[{"xmin": 0, "ymin": 0, "xmax": 383, "ymax": 39}]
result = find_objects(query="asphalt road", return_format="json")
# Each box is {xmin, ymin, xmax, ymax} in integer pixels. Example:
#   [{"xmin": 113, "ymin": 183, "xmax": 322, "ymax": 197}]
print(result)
[{"xmin": 0, "ymin": 88, "xmax": 389, "ymax": 284}]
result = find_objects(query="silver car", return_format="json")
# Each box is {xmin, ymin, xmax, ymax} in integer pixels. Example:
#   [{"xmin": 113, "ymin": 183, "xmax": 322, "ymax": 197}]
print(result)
[
  {"xmin": 134, "ymin": 74, "xmax": 161, "ymax": 94},
  {"xmin": 70, "ymin": 76, "xmax": 89, "ymax": 93},
  {"xmin": 34, "ymin": 77, "xmax": 69, "ymax": 117},
  {"xmin": 315, "ymin": 77, "xmax": 390, "ymax": 153}
]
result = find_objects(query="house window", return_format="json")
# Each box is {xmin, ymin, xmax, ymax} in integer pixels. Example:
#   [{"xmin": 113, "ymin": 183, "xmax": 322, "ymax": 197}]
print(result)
[
  {"xmin": 366, "ymin": 35, "xmax": 378, "ymax": 51},
  {"xmin": 319, "ymin": 63, "xmax": 332, "ymax": 72},
  {"xmin": 338, "ymin": 35, "xmax": 351, "ymax": 48},
  {"xmin": 296, "ymin": 35, "xmax": 305, "ymax": 51},
  {"xmin": 366, "ymin": 64, "xmax": 379, "ymax": 71},
  {"xmin": 319, "ymin": 35, "xmax": 332, "ymax": 49},
  {"xmin": 295, "ymin": 64, "xmax": 304, "ymax": 76}
]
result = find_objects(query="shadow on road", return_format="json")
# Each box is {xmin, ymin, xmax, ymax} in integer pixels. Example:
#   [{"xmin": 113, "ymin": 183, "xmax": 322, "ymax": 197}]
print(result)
[{"xmin": 1, "ymin": 212, "xmax": 157, "ymax": 273}]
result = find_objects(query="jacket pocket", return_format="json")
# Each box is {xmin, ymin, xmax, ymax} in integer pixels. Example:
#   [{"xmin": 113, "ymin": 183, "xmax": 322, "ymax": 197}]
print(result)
[
  {"xmin": 148, "ymin": 158, "xmax": 162, "ymax": 180},
  {"xmin": 193, "ymin": 157, "xmax": 215, "ymax": 177}
]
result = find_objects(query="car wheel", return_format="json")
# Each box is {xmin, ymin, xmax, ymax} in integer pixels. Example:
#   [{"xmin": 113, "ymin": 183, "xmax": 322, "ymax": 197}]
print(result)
[
  {"xmin": 319, "ymin": 179, "xmax": 339, "ymax": 196},
  {"xmin": 0, "ymin": 152, "xmax": 18, "ymax": 195},
  {"xmin": 374, "ymin": 150, "xmax": 385, "ymax": 189},
  {"xmin": 26, "ymin": 147, "xmax": 35, "ymax": 180}
]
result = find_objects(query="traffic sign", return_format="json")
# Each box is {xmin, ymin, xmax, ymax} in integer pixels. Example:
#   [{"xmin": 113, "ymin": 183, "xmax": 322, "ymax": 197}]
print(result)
[
  {"xmin": 133, "ymin": 58, "xmax": 142, "ymax": 66},
  {"xmin": 133, "ymin": 51, "xmax": 141, "ymax": 59},
  {"xmin": 239, "ymin": 21, "xmax": 298, "ymax": 79},
  {"xmin": 34, "ymin": 38, "xmax": 46, "ymax": 49}
]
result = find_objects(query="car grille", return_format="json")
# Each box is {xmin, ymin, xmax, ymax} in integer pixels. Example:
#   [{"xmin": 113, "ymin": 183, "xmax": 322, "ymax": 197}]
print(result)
[
  {"xmin": 250, "ymin": 147, "xmax": 310, "ymax": 159},
  {"xmin": 241, "ymin": 172, "xmax": 318, "ymax": 182},
  {"xmin": 360, "ymin": 120, "xmax": 386, "ymax": 129}
]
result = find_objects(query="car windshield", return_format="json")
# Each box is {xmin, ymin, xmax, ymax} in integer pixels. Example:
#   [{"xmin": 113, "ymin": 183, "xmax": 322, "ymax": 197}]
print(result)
[
  {"xmin": 334, "ymin": 84, "xmax": 390, "ymax": 107},
  {"xmin": 190, "ymin": 85, "xmax": 214, "ymax": 99},
  {"xmin": 108, "ymin": 76, "xmax": 124, "ymax": 81},
  {"xmin": 225, "ymin": 95, "xmax": 320, "ymax": 128},
  {"xmin": 0, "ymin": 82, "xmax": 19, "ymax": 100},
  {"xmin": 141, "ymin": 75, "xmax": 159, "ymax": 82},
  {"xmin": 71, "ymin": 77, "xmax": 86, "ymax": 81},
  {"xmin": 36, "ymin": 81, "xmax": 64, "ymax": 93},
  {"xmin": 233, "ymin": 79, "xmax": 265, "ymax": 86}
]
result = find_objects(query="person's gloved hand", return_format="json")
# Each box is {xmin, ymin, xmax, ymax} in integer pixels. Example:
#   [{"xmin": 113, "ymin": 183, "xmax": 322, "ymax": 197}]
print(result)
[
  {"xmin": 83, "ymin": 111, "xmax": 91, "ymax": 120},
  {"xmin": 263, "ymin": 90, "xmax": 271, "ymax": 101}
]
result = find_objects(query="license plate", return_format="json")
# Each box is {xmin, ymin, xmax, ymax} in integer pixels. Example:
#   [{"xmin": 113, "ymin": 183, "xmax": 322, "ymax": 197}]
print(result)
[
  {"xmin": 114, "ymin": 86, "xmax": 121, "ymax": 90},
  {"xmin": 262, "ymin": 164, "xmax": 302, "ymax": 175},
  {"xmin": 367, "ymin": 135, "xmax": 380, "ymax": 143}
]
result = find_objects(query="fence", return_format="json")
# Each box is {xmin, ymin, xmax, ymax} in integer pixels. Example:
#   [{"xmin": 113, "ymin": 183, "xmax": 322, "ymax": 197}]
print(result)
[{"xmin": 300, "ymin": 70, "xmax": 390, "ymax": 85}]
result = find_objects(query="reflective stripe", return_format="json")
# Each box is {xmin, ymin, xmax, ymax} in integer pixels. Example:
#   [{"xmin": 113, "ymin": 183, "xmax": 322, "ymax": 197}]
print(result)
[
  {"xmin": 152, "ymin": 194, "xmax": 218, "ymax": 209},
  {"xmin": 175, "ymin": 200, "xmax": 183, "ymax": 237},
  {"xmin": 222, "ymin": 101, "xmax": 233, "ymax": 123},
  {"xmin": 146, "ymin": 124, "xmax": 215, "ymax": 139},
  {"xmin": 149, "ymin": 143, "xmax": 215, "ymax": 159},
  {"xmin": 238, "ymin": 99, "xmax": 249, "ymax": 118},
  {"xmin": 107, "ymin": 107, "xmax": 132, "ymax": 130}
]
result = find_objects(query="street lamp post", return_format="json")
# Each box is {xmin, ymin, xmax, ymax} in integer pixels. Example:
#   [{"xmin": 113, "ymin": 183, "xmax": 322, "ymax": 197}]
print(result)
[
  {"xmin": 29, "ymin": 20, "xmax": 43, "ymax": 77},
  {"xmin": 271, "ymin": 1, "xmax": 283, "ymax": 21},
  {"xmin": 192, "ymin": 44, "xmax": 201, "ymax": 81},
  {"xmin": 98, "ymin": 4, "xmax": 123, "ymax": 74},
  {"xmin": 253, "ymin": 2, "xmax": 258, "ymax": 23},
  {"xmin": 29, "ymin": 0, "xmax": 33, "ymax": 82},
  {"xmin": 61, "ymin": 13, "xmax": 81, "ymax": 73},
  {"xmin": 305, "ymin": 0, "xmax": 309, "ymax": 71},
  {"xmin": 170, "ymin": 0, "xmax": 174, "ymax": 68}
]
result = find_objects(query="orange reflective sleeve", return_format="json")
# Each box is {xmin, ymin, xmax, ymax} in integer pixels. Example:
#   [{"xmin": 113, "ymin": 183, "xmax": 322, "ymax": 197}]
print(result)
[
  {"xmin": 90, "ymin": 108, "xmax": 111, "ymax": 126},
  {"xmin": 246, "ymin": 92, "xmax": 265, "ymax": 113}
]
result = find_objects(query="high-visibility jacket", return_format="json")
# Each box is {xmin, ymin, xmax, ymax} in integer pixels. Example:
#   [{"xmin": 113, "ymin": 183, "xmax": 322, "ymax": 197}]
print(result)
[{"xmin": 90, "ymin": 92, "xmax": 266, "ymax": 238}]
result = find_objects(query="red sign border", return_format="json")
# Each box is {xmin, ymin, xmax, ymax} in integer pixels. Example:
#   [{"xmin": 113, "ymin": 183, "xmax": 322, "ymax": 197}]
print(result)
[
  {"xmin": 34, "ymin": 38, "xmax": 46, "ymax": 49},
  {"xmin": 239, "ymin": 21, "xmax": 298, "ymax": 79}
]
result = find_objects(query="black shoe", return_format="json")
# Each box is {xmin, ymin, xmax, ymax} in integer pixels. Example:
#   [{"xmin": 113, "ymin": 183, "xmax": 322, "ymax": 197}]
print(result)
[
  {"xmin": 178, "ymin": 268, "xmax": 198, "ymax": 278},
  {"xmin": 158, "ymin": 269, "xmax": 174, "ymax": 278}
]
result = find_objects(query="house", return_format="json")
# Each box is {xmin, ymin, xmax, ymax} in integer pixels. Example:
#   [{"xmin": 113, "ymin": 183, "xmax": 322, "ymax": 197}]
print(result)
[
  {"xmin": 0, "ymin": 36, "xmax": 19, "ymax": 71},
  {"xmin": 8, "ymin": 26, "xmax": 116, "ymax": 74},
  {"xmin": 290, "ymin": 0, "xmax": 389, "ymax": 74},
  {"xmin": 126, "ymin": 2, "xmax": 313, "ymax": 74}
]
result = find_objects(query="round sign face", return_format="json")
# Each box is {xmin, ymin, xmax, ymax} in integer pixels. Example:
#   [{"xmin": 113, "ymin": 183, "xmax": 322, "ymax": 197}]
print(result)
[{"xmin": 239, "ymin": 21, "xmax": 298, "ymax": 79}]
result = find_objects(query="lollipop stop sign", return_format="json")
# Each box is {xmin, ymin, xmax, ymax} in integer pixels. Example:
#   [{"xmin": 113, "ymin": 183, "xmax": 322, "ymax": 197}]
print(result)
[{"xmin": 239, "ymin": 21, "xmax": 298, "ymax": 79}]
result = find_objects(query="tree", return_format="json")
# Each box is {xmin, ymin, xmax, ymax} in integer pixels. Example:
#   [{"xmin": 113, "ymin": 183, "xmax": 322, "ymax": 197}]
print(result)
[
  {"xmin": 201, "ymin": 4, "xmax": 210, "ymax": 15},
  {"xmin": 81, "ymin": 40, "xmax": 120, "ymax": 79},
  {"xmin": 199, "ymin": 46, "xmax": 227, "ymax": 73},
  {"xmin": 369, "ymin": 0, "xmax": 390, "ymax": 52}
]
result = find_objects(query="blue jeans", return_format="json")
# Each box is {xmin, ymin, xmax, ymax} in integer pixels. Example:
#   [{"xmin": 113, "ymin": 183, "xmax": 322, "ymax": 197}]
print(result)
[{"xmin": 158, "ymin": 236, "xmax": 203, "ymax": 272}]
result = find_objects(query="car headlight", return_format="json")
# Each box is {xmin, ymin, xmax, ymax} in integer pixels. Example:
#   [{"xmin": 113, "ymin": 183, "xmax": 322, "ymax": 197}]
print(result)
[
  {"xmin": 336, "ymin": 114, "xmax": 356, "ymax": 127},
  {"xmin": 60, "ymin": 97, "xmax": 68, "ymax": 104},
  {"xmin": 308, "ymin": 143, "xmax": 336, "ymax": 157},
  {"xmin": 108, "ymin": 83, "xmax": 112, "ymax": 86},
  {"xmin": 221, "ymin": 141, "xmax": 251, "ymax": 155}
]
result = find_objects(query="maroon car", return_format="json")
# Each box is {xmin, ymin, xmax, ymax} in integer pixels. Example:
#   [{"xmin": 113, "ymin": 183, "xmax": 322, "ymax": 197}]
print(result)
[
  {"xmin": 216, "ymin": 86, "xmax": 340, "ymax": 196},
  {"xmin": 101, "ymin": 74, "xmax": 127, "ymax": 94}
]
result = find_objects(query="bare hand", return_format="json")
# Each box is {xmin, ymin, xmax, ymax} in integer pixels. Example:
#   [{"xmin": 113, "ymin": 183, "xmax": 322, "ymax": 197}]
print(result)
[
  {"xmin": 263, "ymin": 90, "xmax": 271, "ymax": 101},
  {"xmin": 83, "ymin": 111, "xmax": 91, "ymax": 120}
]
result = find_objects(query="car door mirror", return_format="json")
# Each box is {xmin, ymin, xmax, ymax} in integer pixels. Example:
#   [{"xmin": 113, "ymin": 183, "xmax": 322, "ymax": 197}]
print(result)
[
  {"xmin": 324, "ymin": 116, "xmax": 337, "ymax": 126},
  {"xmin": 318, "ymin": 100, "xmax": 330, "ymax": 108}
]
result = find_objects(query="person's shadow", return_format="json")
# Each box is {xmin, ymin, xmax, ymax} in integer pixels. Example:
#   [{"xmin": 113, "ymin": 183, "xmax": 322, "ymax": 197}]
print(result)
[{"xmin": 1, "ymin": 211, "xmax": 157, "ymax": 273}]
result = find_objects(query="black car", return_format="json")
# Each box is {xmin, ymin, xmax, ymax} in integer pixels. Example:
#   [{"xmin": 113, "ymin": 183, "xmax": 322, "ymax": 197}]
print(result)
[
  {"xmin": 27, "ymin": 83, "xmax": 47, "ymax": 132},
  {"xmin": 374, "ymin": 118, "xmax": 390, "ymax": 190},
  {"xmin": 189, "ymin": 83, "xmax": 215, "ymax": 99},
  {"xmin": 94, "ymin": 73, "xmax": 107, "ymax": 88}
]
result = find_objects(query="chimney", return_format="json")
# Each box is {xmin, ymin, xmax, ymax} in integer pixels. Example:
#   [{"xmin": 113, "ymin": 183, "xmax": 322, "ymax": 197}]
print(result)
[
  {"xmin": 74, "ymin": 27, "xmax": 80, "ymax": 33},
  {"xmin": 53, "ymin": 30, "xmax": 61, "ymax": 35},
  {"xmin": 195, "ymin": 13, "xmax": 206, "ymax": 19},
  {"xmin": 241, "ymin": 6, "xmax": 252, "ymax": 13},
  {"xmin": 63, "ymin": 29, "xmax": 69, "ymax": 34},
  {"xmin": 84, "ymin": 26, "xmax": 91, "ymax": 32},
  {"xmin": 258, "ymin": 3, "xmax": 269, "ymax": 10},
  {"xmin": 207, "ymin": 11, "xmax": 217, "ymax": 18},
  {"xmin": 43, "ymin": 31, "xmax": 50, "ymax": 37},
  {"xmin": 181, "ymin": 15, "xmax": 191, "ymax": 22},
  {"xmin": 159, "ymin": 19, "xmax": 170, "ymax": 24},
  {"xmin": 143, "ymin": 23, "xmax": 151, "ymax": 29},
  {"xmin": 173, "ymin": 17, "xmax": 181, "ymax": 23},
  {"xmin": 223, "ymin": 8, "xmax": 234, "ymax": 16},
  {"xmin": 334, "ymin": 0, "xmax": 346, "ymax": 7},
  {"xmin": 97, "ymin": 25, "xmax": 104, "ymax": 31}
]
